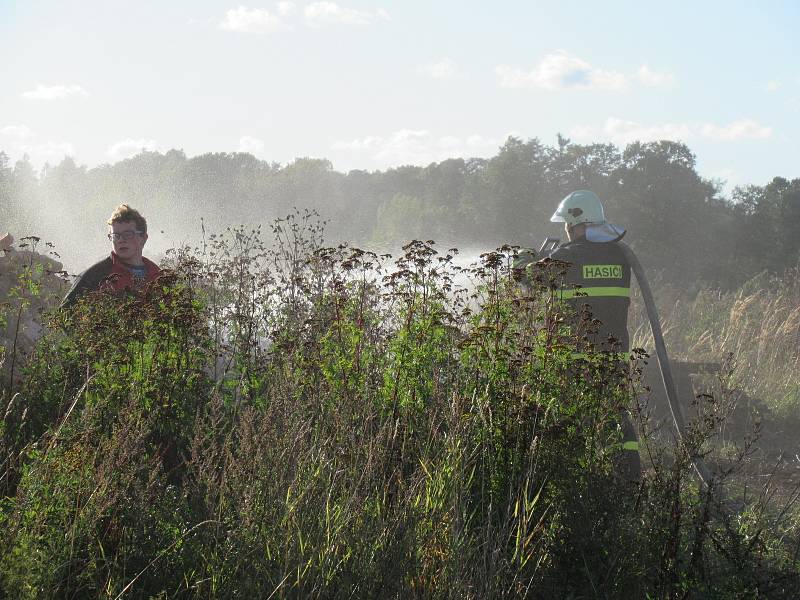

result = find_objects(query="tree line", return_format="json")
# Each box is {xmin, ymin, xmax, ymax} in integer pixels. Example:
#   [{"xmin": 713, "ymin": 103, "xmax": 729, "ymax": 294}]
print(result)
[{"xmin": 1, "ymin": 136, "xmax": 798, "ymax": 290}]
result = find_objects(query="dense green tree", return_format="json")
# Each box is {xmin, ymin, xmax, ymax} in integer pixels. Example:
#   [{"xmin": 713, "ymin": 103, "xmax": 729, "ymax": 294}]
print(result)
[
  {"xmin": 339, "ymin": 169, "xmax": 383, "ymax": 243},
  {"xmin": 730, "ymin": 184, "xmax": 777, "ymax": 276},
  {"xmin": 372, "ymin": 193, "xmax": 450, "ymax": 243},
  {"xmin": 545, "ymin": 137, "xmax": 620, "ymax": 201},
  {"xmin": 40, "ymin": 157, "xmax": 87, "ymax": 236},
  {"xmin": 607, "ymin": 141, "xmax": 727, "ymax": 286},
  {"xmin": 482, "ymin": 136, "xmax": 549, "ymax": 244},
  {"xmin": 765, "ymin": 177, "xmax": 800, "ymax": 271},
  {"xmin": 9, "ymin": 155, "xmax": 40, "ymax": 235},
  {"xmin": 0, "ymin": 152, "xmax": 12, "ymax": 226},
  {"xmin": 1, "ymin": 140, "xmax": 795, "ymax": 290}
]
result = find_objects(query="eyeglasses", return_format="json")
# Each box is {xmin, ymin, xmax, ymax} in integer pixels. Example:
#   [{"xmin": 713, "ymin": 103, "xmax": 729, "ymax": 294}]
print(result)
[{"xmin": 108, "ymin": 231, "xmax": 144, "ymax": 242}]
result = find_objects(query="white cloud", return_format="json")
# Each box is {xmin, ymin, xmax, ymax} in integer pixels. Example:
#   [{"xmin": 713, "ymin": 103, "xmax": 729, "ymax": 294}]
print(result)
[
  {"xmin": 276, "ymin": 1, "xmax": 295, "ymax": 15},
  {"xmin": 700, "ymin": 119, "xmax": 772, "ymax": 141},
  {"xmin": 219, "ymin": 3, "xmax": 386, "ymax": 33},
  {"xmin": 9, "ymin": 140, "xmax": 75, "ymax": 163},
  {"xmin": 238, "ymin": 135, "xmax": 265, "ymax": 154},
  {"xmin": 26, "ymin": 140, "xmax": 76, "ymax": 159},
  {"xmin": 304, "ymin": 2, "xmax": 387, "ymax": 26},
  {"xmin": 496, "ymin": 51, "xmax": 628, "ymax": 92},
  {"xmin": 331, "ymin": 135, "xmax": 384, "ymax": 151},
  {"xmin": 108, "ymin": 138, "xmax": 159, "ymax": 161},
  {"xmin": 437, "ymin": 135, "xmax": 461, "ymax": 150},
  {"xmin": 419, "ymin": 58, "xmax": 460, "ymax": 80},
  {"xmin": 636, "ymin": 65, "xmax": 674, "ymax": 88},
  {"xmin": 335, "ymin": 130, "xmax": 432, "ymax": 164},
  {"xmin": 496, "ymin": 53, "xmax": 679, "ymax": 92},
  {"xmin": 0, "ymin": 126, "xmax": 74, "ymax": 163},
  {"xmin": 571, "ymin": 117, "xmax": 772, "ymax": 145},
  {"xmin": 765, "ymin": 80, "xmax": 782, "ymax": 92},
  {"xmin": 332, "ymin": 130, "xmax": 505, "ymax": 167},
  {"xmin": 375, "ymin": 130, "xmax": 440, "ymax": 165},
  {"xmin": 219, "ymin": 6, "xmax": 287, "ymax": 33},
  {"xmin": 571, "ymin": 118, "xmax": 691, "ymax": 145},
  {"xmin": 603, "ymin": 117, "xmax": 691, "ymax": 144},
  {"xmin": 567, "ymin": 124, "xmax": 596, "ymax": 140},
  {"xmin": 21, "ymin": 84, "xmax": 89, "ymax": 100},
  {"xmin": 0, "ymin": 124, "xmax": 34, "ymax": 139}
]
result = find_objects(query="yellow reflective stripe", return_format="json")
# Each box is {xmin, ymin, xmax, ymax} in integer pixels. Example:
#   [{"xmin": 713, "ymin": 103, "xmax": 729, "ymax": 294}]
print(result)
[
  {"xmin": 622, "ymin": 441, "xmax": 639, "ymax": 452},
  {"xmin": 608, "ymin": 440, "xmax": 640, "ymax": 452},
  {"xmin": 557, "ymin": 286, "xmax": 630, "ymax": 299},
  {"xmin": 570, "ymin": 352, "xmax": 631, "ymax": 361}
]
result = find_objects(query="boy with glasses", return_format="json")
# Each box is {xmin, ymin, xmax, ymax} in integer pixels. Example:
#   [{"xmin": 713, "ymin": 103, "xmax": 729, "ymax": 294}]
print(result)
[{"xmin": 60, "ymin": 204, "xmax": 161, "ymax": 309}]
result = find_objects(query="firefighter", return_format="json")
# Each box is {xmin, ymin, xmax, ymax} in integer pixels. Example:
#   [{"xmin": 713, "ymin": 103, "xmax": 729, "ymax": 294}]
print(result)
[
  {"xmin": 521, "ymin": 190, "xmax": 641, "ymax": 481},
  {"xmin": 548, "ymin": 190, "xmax": 631, "ymax": 351}
]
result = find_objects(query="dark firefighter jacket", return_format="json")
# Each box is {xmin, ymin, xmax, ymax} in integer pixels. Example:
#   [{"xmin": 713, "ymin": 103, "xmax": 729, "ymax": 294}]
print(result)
[
  {"xmin": 545, "ymin": 237, "xmax": 631, "ymax": 353},
  {"xmin": 60, "ymin": 252, "xmax": 161, "ymax": 310}
]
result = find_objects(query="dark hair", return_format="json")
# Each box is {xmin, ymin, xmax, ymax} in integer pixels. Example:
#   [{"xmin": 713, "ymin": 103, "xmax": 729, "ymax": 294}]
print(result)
[{"xmin": 107, "ymin": 204, "xmax": 147, "ymax": 233}]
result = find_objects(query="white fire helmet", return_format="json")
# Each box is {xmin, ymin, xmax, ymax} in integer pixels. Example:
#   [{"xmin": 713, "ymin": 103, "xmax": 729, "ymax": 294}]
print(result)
[{"xmin": 550, "ymin": 190, "xmax": 625, "ymax": 242}]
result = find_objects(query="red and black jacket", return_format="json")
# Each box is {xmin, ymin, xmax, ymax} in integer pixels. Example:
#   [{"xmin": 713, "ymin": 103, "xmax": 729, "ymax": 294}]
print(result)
[{"xmin": 60, "ymin": 252, "xmax": 161, "ymax": 309}]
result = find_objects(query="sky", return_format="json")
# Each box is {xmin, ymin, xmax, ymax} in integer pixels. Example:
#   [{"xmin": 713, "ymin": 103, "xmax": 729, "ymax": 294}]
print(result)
[{"xmin": 1, "ymin": 0, "xmax": 799, "ymax": 191}]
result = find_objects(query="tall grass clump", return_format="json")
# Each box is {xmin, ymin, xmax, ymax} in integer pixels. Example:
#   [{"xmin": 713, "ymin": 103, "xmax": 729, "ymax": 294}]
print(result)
[
  {"xmin": 1, "ymin": 212, "xmax": 799, "ymax": 598},
  {"xmin": 630, "ymin": 269, "xmax": 800, "ymax": 445}
]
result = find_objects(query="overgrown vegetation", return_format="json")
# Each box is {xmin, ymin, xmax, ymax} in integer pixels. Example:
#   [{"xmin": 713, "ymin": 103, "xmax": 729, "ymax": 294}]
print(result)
[{"xmin": 1, "ymin": 214, "xmax": 799, "ymax": 598}]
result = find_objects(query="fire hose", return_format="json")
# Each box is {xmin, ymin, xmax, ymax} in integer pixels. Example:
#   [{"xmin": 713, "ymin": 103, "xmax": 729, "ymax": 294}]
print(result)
[{"xmin": 618, "ymin": 241, "xmax": 714, "ymax": 488}]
